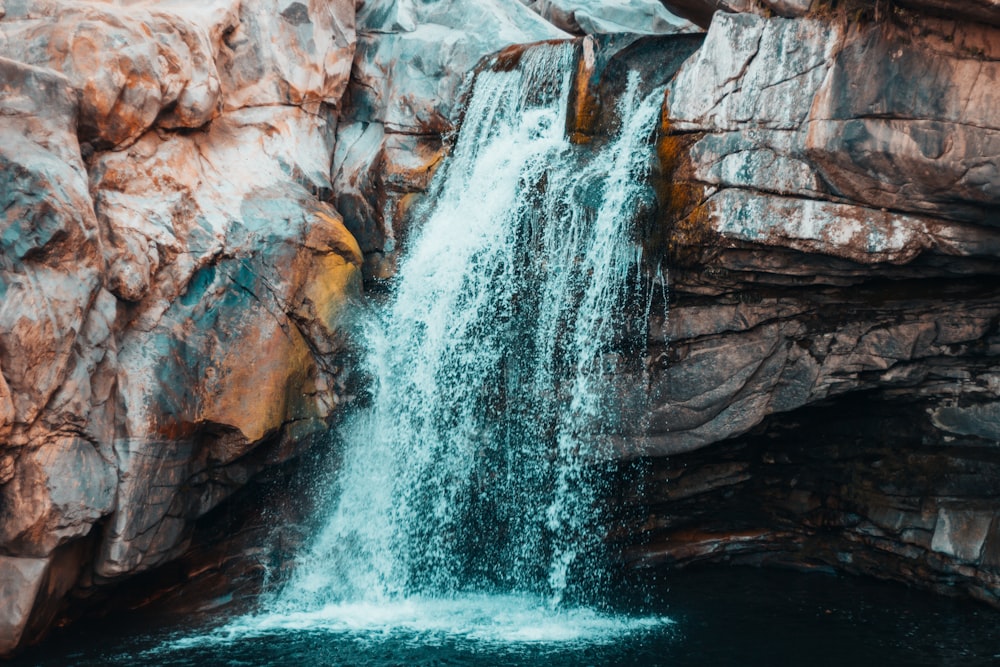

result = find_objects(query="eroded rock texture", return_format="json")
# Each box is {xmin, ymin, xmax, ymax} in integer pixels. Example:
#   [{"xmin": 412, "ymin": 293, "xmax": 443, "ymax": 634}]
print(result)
[
  {"xmin": 331, "ymin": 0, "xmax": 569, "ymax": 283},
  {"xmin": 621, "ymin": 6, "xmax": 1000, "ymax": 604},
  {"xmin": 0, "ymin": 0, "xmax": 363, "ymax": 654},
  {"xmin": 332, "ymin": 0, "xmax": 694, "ymax": 284},
  {"xmin": 0, "ymin": 0, "xmax": 698, "ymax": 656},
  {"xmin": 659, "ymin": 0, "xmax": 1000, "ymax": 29}
]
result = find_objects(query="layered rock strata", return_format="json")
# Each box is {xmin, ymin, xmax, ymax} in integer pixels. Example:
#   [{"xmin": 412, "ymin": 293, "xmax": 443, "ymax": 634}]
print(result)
[{"xmin": 620, "ymin": 6, "xmax": 1000, "ymax": 603}]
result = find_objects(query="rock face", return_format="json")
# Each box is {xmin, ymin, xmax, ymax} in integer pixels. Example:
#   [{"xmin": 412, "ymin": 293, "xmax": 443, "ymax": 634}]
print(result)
[
  {"xmin": 331, "ymin": 0, "xmax": 569, "ymax": 283},
  {"xmin": 332, "ymin": 0, "xmax": 693, "ymax": 284},
  {"xmin": 642, "ymin": 10, "xmax": 1000, "ymax": 453},
  {"xmin": 658, "ymin": 0, "xmax": 1000, "ymax": 29},
  {"xmin": 615, "ymin": 6, "xmax": 1000, "ymax": 605},
  {"xmin": 0, "ymin": 0, "xmax": 364, "ymax": 654},
  {"xmin": 521, "ymin": 0, "xmax": 695, "ymax": 35}
]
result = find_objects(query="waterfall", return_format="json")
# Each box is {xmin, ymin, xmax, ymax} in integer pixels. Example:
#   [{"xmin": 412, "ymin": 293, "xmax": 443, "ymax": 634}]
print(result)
[{"xmin": 277, "ymin": 40, "xmax": 665, "ymax": 620}]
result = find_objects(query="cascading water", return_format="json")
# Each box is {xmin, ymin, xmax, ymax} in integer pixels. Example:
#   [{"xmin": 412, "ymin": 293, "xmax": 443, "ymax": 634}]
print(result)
[
  {"xmin": 275, "ymin": 41, "xmax": 665, "ymax": 628},
  {"xmin": 162, "ymin": 41, "xmax": 671, "ymax": 650}
]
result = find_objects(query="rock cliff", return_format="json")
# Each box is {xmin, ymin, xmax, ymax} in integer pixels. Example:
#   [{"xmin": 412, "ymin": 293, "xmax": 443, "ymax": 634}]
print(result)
[
  {"xmin": 624, "ymin": 1, "xmax": 1000, "ymax": 608},
  {"xmin": 0, "ymin": 0, "xmax": 364, "ymax": 653},
  {"xmin": 1, "ymin": 0, "xmax": 999, "ymax": 656},
  {"xmin": 0, "ymin": 0, "xmax": 691, "ymax": 655}
]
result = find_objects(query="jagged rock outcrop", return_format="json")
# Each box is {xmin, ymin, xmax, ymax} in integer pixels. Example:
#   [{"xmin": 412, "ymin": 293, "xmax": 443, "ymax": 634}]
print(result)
[
  {"xmin": 521, "ymin": 0, "xmax": 694, "ymax": 35},
  {"xmin": 0, "ymin": 0, "xmax": 362, "ymax": 654},
  {"xmin": 640, "ymin": 9, "xmax": 1000, "ymax": 452},
  {"xmin": 332, "ymin": 0, "xmax": 693, "ymax": 284},
  {"xmin": 615, "ymin": 5, "xmax": 1000, "ymax": 605},
  {"xmin": 331, "ymin": 0, "xmax": 570, "ymax": 283}
]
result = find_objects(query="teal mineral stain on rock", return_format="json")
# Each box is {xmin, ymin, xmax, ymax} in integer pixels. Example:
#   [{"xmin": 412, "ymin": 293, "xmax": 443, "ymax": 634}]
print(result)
[{"xmin": 180, "ymin": 264, "xmax": 216, "ymax": 307}]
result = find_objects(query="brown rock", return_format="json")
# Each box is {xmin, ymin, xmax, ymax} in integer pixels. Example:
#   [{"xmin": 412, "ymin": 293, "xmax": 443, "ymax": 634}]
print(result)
[
  {"xmin": 0, "ymin": 557, "xmax": 48, "ymax": 655},
  {"xmin": 0, "ymin": 438, "xmax": 115, "ymax": 557},
  {"xmin": 0, "ymin": 0, "xmax": 362, "ymax": 652},
  {"xmin": 214, "ymin": 0, "xmax": 356, "ymax": 109},
  {"xmin": 0, "ymin": 56, "xmax": 102, "ymax": 432},
  {"xmin": 0, "ymin": 1, "xmax": 223, "ymax": 147}
]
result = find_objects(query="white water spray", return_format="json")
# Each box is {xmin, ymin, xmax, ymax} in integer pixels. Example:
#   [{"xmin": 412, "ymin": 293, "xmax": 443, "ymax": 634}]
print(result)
[{"xmin": 266, "ymin": 40, "xmax": 667, "ymax": 636}]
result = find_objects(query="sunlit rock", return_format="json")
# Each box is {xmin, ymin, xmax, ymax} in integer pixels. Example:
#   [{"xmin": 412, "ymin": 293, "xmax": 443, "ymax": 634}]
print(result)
[
  {"xmin": 0, "ymin": 0, "xmax": 361, "ymax": 654},
  {"xmin": 521, "ymin": 0, "xmax": 694, "ymax": 35},
  {"xmin": 0, "ymin": 0, "xmax": 223, "ymax": 147},
  {"xmin": 215, "ymin": 0, "xmax": 356, "ymax": 109},
  {"xmin": 0, "ymin": 56, "xmax": 102, "ymax": 435},
  {"xmin": 90, "ymin": 106, "xmax": 362, "ymax": 577}
]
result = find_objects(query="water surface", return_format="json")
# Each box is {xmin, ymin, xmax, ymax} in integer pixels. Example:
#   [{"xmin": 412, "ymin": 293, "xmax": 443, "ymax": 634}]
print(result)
[{"xmin": 18, "ymin": 567, "xmax": 1000, "ymax": 666}]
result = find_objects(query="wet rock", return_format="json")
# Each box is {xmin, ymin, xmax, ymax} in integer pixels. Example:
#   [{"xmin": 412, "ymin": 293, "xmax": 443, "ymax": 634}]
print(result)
[
  {"xmin": 931, "ymin": 403, "xmax": 1000, "ymax": 441},
  {"xmin": 617, "ymin": 397, "xmax": 1000, "ymax": 603},
  {"xmin": 332, "ymin": 0, "xmax": 567, "ymax": 280},
  {"xmin": 522, "ymin": 0, "xmax": 694, "ymax": 35},
  {"xmin": 658, "ymin": 0, "xmax": 1000, "ymax": 28},
  {"xmin": 931, "ymin": 508, "xmax": 993, "ymax": 562},
  {"xmin": 615, "ymin": 1, "xmax": 1000, "ymax": 606}
]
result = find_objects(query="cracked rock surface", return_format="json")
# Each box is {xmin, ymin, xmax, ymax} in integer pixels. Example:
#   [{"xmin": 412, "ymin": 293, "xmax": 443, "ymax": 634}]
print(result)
[
  {"xmin": 613, "ymin": 5, "xmax": 1000, "ymax": 605},
  {"xmin": 0, "ymin": 0, "xmax": 690, "ymax": 655},
  {"xmin": 0, "ymin": 0, "xmax": 363, "ymax": 654},
  {"xmin": 3, "ymin": 0, "xmax": 1000, "ymax": 656}
]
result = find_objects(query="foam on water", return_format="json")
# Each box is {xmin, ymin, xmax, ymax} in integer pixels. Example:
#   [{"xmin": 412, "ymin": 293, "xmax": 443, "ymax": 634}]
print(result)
[{"xmin": 156, "ymin": 594, "xmax": 672, "ymax": 654}]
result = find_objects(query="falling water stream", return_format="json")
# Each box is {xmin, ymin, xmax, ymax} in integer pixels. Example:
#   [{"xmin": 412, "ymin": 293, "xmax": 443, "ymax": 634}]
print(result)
[{"xmin": 259, "ymin": 41, "xmax": 668, "ymax": 641}]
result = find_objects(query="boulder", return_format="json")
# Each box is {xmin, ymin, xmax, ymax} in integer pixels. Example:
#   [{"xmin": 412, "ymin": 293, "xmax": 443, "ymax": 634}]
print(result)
[
  {"xmin": 521, "ymin": 0, "xmax": 695, "ymax": 35},
  {"xmin": 90, "ymin": 105, "xmax": 363, "ymax": 577},
  {"xmin": 0, "ymin": 0, "xmax": 361, "ymax": 655},
  {"xmin": 0, "ymin": 558, "xmax": 48, "ymax": 655},
  {"xmin": 0, "ymin": 0, "xmax": 223, "ymax": 147},
  {"xmin": 213, "ymin": 0, "xmax": 356, "ymax": 109}
]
